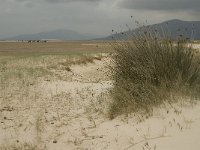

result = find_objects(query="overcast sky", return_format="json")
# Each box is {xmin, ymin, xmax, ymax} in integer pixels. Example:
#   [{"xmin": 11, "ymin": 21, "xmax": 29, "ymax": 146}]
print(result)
[{"xmin": 0, "ymin": 0, "xmax": 199, "ymax": 38}]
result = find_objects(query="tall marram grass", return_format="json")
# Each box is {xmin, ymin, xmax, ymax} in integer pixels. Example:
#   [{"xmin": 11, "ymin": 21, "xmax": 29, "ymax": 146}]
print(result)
[{"xmin": 109, "ymin": 25, "xmax": 200, "ymax": 118}]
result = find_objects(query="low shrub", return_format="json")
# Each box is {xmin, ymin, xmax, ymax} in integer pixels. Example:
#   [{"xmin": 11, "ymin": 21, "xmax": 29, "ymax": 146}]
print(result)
[{"xmin": 109, "ymin": 24, "xmax": 200, "ymax": 118}]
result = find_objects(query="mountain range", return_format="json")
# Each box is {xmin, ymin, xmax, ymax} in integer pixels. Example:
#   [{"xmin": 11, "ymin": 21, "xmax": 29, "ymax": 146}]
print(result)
[
  {"xmin": 3, "ymin": 29, "xmax": 104, "ymax": 41},
  {"xmin": 2, "ymin": 19, "xmax": 200, "ymax": 41},
  {"xmin": 105, "ymin": 19, "xmax": 200, "ymax": 40}
]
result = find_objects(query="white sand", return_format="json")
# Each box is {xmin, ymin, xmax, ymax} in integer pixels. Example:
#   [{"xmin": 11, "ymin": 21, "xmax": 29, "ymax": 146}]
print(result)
[{"xmin": 0, "ymin": 58, "xmax": 200, "ymax": 150}]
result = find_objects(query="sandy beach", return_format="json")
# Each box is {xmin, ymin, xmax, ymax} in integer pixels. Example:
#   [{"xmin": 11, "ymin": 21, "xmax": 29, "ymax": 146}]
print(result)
[{"xmin": 1, "ymin": 55, "xmax": 200, "ymax": 150}]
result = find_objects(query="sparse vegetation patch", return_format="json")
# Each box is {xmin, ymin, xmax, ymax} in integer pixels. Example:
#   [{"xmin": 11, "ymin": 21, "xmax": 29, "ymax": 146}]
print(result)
[
  {"xmin": 0, "ymin": 143, "xmax": 40, "ymax": 150},
  {"xmin": 109, "ymin": 25, "xmax": 200, "ymax": 118}
]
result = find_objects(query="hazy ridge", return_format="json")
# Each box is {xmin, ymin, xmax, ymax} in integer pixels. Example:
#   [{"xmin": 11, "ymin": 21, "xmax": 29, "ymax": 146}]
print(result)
[
  {"xmin": 3, "ymin": 29, "xmax": 104, "ymax": 41},
  {"xmin": 105, "ymin": 19, "xmax": 200, "ymax": 40},
  {"xmin": 2, "ymin": 20, "xmax": 200, "ymax": 41}
]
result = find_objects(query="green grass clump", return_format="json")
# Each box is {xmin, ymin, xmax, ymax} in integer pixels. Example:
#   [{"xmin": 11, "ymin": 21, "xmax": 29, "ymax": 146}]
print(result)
[{"xmin": 109, "ymin": 25, "xmax": 200, "ymax": 118}]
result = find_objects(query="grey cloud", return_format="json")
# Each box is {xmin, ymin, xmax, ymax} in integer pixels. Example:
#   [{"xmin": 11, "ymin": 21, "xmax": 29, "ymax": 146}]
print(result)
[
  {"xmin": 119, "ymin": 0, "xmax": 200, "ymax": 11},
  {"xmin": 14, "ymin": 0, "xmax": 101, "ymax": 3},
  {"xmin": 11, "ymin": 0, "xmax": 102, "ymax": 8},
  {"xmin": 15, "ymin": 0, "xmax": 26, "ymax": 2},
  {"xmin": 24, "ymin": 2, "xmax": 36, "ymax": 8},
  {"xmin": 45, "ymin": 0, "xmax": 101, "ymax": 2},
  {"xmin": 0, "ymin": 0, "xmax": 199, "ymax": 39}
]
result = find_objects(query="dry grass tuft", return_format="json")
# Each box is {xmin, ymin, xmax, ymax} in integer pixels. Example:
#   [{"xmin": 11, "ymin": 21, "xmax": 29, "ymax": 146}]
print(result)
[
  {"xmin": 109, "ymin": 25, "xmax": 200, "ymax": 118},
  {"xmin": 0, "ymin": 143, "xmax": 40, "ymax": 150},
  {"xmin": 58, "ymin": 55, "xmax": 104, "ymax": 67}
]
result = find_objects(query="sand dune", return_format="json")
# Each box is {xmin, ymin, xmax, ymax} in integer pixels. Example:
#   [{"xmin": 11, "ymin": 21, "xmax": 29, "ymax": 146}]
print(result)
[{"xmin": 0, "ymin": 57, "xmax": 200, "ymax": 150}]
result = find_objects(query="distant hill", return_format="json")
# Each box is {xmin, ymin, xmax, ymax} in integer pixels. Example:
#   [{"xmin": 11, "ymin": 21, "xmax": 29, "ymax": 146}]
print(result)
[
  {"xmin": 3, "ymin": 20, "xmax": 200, "ymax": 41},
  {"xmin": 104, "ymin": 19, "xmax": 200, "ymax": 40},
  {"xmin": 3, "ymin": 29, "xmax": 104, "ymax": 41}
]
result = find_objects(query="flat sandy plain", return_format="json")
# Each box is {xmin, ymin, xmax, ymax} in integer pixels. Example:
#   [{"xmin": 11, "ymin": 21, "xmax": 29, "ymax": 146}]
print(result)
[
  {"xmin": 0, "ymin": 41, "xmax": 200, "ymax": 150},
  {"xmin": 0, "ymin": 41, "xmax": 109, "ymax": 55}
]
